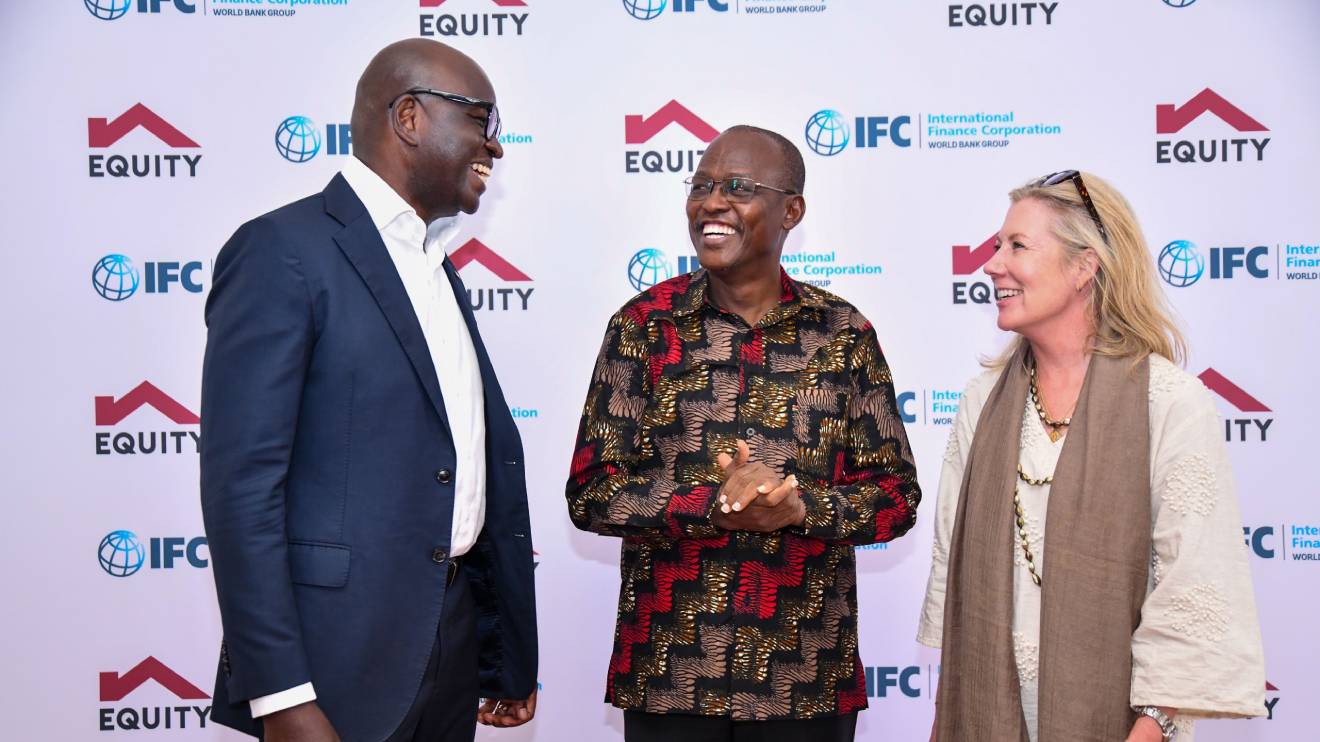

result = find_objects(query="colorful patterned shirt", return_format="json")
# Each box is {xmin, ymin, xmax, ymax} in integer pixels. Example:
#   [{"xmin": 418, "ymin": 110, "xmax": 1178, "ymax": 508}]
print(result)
[{"xmin": 565, "ymin": 268, "xmax": 921, "ymax": 720}]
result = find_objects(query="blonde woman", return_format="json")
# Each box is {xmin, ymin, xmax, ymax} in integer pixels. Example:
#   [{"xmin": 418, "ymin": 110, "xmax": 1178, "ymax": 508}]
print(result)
[{"xmin": 917, "ymin": 171, "xmax": 1265, "ymax": 742}]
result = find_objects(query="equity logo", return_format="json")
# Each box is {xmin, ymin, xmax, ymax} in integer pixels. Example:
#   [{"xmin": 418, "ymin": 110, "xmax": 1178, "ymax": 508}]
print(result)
[
  {"xmin": 1198, "ymin": 368, "xmax": 1272, "ymax": 442},
  {"xmin": 94, "ymin": 381, "xmax": 201, "ymax": 456},
  {"xmin": 101, "ymin": 657, "xmax": 208, "ymax": 702},
  {"xmin": 451, "ymin": 239, "xmax": 531, "ymax": 281},
  {"xmin": 452, "ymin": 239, "xmax": 534, "ymax": 311},
  {"xmin": 624, "ymin": 100, "xmax": 717, "ymax": 174},
  {"xmin": 96, "ymin": 382, "xmax": 199, "ymax": 426},
  {"xmin": 625, "ymin": 100, "xmax": 719, "ymax": 144},
  {"xmin": 1157, "ymin": 89, "xmax": 1265, "ymax": 133},
  {"xmin": 950, "ymin": 234, "xmax": 997, "ymax": 305},
  {"xmin": 89, "ymin": 104, "xmax": 197, "ymax": 148},
  {"xmin": 953, "ymin": 235, "xmax": 995, "ymax": 274},
  {"xmin": 1155, "ymin": 88, "xmax": 1269, "ymax": 164},
  {"xmin": 420, "ymin": 0, "xmax": 529, "ymax": 38},
  {"xmin": 947, "ymin": 2, "xmax": 1058, "ymax": 27},
  {"xmin": 88, "ymin": 104, "xmax": 202, "ymax": 178},
  {"xmin": 98, "ymin": 657, "xmax": 211, "ymax": 732}
]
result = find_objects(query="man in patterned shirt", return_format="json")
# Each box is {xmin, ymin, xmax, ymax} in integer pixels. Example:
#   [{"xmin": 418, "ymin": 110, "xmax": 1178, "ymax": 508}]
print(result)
[{"xmin": 565, "ymin": 125, "xmax": 922, "ymax": 742}]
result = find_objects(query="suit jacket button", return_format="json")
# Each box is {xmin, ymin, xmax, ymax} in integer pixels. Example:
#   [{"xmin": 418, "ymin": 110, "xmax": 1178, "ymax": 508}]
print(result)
[
  {"xmin": 432, "ymin": 548, "xmax": 448, "ymax": 564},
  {"xmin": 435, "ymin": 468, "xmax": 453, "ymax": 485}
]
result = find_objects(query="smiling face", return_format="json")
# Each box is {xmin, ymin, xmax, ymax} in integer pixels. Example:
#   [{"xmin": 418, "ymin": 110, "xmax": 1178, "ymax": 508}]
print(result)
[
  {"xmin": 398, "ymin": 58, "xmax": 504, "ymax": 220},
  {"xmin": 983, "ymin": 197, "xmax": 1096, "ymax": 338},
  {"xmin": 685, "ymin": 130, "xmax": 803, "ymax": 278}
]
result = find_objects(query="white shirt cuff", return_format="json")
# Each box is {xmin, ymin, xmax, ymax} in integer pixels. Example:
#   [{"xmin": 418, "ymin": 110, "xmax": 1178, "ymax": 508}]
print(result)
[{"xmin": 249, "ymin": 683, "xmax": 317, "ymax": 718}]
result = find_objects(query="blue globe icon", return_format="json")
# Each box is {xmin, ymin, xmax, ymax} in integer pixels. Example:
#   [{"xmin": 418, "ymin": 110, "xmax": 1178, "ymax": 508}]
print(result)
[
  {"xmin": 628, "ymin": 249, "xmax": 673, "ymax": 292},
  {"xmin": 92, "ymin": 254, "xmax": 140, "ymax": 301},
  {"xmin": 805, "ymin": 110, "xmax": 850, "ymax": 156},
  {"xmin": 1158, "ymin": 240, "xmax": 1205, "ymax": 287},
  {"xmin": 275, "ymin": 116, "xmax": 321, "ymax": 163},
  {"xmin": 1163, "ymin": 0, "xmax": 1196, "ymax": 7},
  {"xmin": 99, "ymin": 530, "xmax": 145, "ymax": 577},
  {"xmin": 85, "ymin": 0, "xmax": 132, "ymax": 21},
  {"xmin": 623, "ymin": 0, "xmax": 667, "ymax": 20}
]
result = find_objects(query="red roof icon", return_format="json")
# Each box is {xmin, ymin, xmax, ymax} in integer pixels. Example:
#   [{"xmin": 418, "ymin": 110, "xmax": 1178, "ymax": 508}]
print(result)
[
  {"xmin": 95, "ymin": 381, "xmax": 200, "ymax": 426},
  {"xmin": 1156, "ymin": 89, "xmax": 1267, "ymax": 134},
  {"xmin": 88, "ymin": 104, "xmax": 200, "ymax": 148},
  {"xmin": 625, "ymin": 100, "xmax": 719, "ymax": 144},
  {"xmin": 100, "ymin": 657, "xmax": 209, "ymax": 702}
]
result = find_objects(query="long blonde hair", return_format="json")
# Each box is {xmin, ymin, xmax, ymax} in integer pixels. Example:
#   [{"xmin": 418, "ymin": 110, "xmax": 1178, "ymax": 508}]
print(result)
[{"xmin": 989, "ymin": 171, "xmax": 1187, "ymax": 367}]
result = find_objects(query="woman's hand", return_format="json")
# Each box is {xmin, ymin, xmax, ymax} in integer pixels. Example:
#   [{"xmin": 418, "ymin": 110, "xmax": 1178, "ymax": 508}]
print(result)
[{"xmin": 1124, "ymin": 713, "xmax": 1170, "ymax": 742}]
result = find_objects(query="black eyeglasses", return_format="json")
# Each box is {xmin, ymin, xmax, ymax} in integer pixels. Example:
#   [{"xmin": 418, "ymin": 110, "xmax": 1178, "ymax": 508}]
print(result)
[
  {"xmin": 1033, "ymin": 170, "xmax": 1110, "ymax": 246},
  {"xmin": 388, "ymin": 87, "xmax": 501, "ymax": 141},
  {"xmin": 684, "ymin": 176, "xmax": 798, "ymax": 202}
]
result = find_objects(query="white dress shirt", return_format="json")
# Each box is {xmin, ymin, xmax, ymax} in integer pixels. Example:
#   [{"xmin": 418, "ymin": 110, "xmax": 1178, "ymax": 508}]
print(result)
[{"xmin": 251, "ymin": 156, "xmax": 488, "ymax": 718}]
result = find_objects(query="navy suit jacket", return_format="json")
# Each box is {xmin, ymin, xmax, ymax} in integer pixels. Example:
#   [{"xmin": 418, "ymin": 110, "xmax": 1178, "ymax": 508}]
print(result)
[{"xmin": 200, "ymin": 174, "xmax": 537, "ymax": 741}]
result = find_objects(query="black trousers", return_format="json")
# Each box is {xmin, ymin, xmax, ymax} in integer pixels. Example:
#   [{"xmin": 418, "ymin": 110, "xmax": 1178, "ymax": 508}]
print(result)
[
  {"xmin": 386, "ymin": 564, "xmax": 479, "ymax": 742},
  {"xmin": 623, "ymin": 710, "xmax": 858, "ymax": 742}
]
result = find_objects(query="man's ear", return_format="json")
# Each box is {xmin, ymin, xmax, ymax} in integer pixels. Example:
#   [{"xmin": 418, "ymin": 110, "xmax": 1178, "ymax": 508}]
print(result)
[
  {"xmin": 783, "ymin": 195, "xmax": 805, "ymax": 231},
  {"xmin": 390, "ymin": 95, "xmax": 422, "ymax": 148}
]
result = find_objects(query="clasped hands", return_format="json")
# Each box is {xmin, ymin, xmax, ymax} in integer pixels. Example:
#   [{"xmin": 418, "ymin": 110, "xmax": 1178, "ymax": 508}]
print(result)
[{"xmin": 713, "ymin": 440, "xmax": 806, "ymax": 532}]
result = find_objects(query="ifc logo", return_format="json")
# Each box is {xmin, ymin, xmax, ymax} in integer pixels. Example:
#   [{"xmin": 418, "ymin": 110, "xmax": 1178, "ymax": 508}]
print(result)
[
  {"xmin": 805, "ymin": 110, "xmax": 850, "ymax": 156},
  {"xmin": 629, "ymin": 248, "xmax": 673, "ymax": 291},
  {"xmin": 85, "ymin": 0, "xmax": 131, "ymax": 20},
  {"xmin": 623, "ymin": 0, "xmax": 667, "ymax": 20},
  {"xmin": 99, "ymin": 530, "xmax": 145, "ymax": 577},
  {"xmin": 276, "ymin": 116, "xmax": 322, "ymax": 163},
  {"xmin": 1158, "ymin": 240, "xmax": 1205, "ymax": 287},
  {"xmin": 93, "ymin": 254, "xmax": 141, "ymax": 301}
]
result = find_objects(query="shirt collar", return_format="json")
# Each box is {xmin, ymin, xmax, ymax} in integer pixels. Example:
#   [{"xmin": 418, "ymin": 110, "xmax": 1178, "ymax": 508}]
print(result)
[
  {"xmin": 672, "ymin": 267, "xmax": 828, "ymax": 322},
  {"xmin": 340, "ymin": 156, "xmax": 462, "ymax": 253}
]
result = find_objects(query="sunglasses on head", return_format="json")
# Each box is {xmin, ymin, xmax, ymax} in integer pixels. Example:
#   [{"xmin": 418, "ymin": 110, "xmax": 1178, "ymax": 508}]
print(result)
[{"xmin": 1032, "ymin": 170, "xmax": 1110, "ymax": 246}]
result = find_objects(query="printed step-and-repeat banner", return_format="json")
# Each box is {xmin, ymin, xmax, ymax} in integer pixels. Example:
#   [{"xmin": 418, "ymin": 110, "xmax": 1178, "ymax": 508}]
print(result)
[{"xmin": 1, "ymin": 1, "xmax": 1315, "ymax": 739}]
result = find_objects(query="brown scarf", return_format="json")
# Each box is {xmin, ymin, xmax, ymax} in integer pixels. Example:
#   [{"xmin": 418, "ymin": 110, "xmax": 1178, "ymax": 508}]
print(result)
[{"xmin": 935, "ymin": 346, "xmax": 1151, "ymax": 742}]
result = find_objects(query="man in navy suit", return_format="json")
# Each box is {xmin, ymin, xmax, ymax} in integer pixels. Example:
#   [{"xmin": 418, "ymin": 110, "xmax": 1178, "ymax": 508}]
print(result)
[{"xmin": 201, "ymin": 39, "xmax": 537, "ymax": 742}]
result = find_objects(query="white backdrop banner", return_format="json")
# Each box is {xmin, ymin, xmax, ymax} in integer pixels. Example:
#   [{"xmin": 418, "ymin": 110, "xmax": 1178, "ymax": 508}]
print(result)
[{"xmin": 1, "ymin": 1, "xmax": 1316, "ymax": 740}]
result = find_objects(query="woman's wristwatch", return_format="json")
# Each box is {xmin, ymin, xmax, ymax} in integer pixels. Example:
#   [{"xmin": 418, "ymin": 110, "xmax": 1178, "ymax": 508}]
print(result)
[{"xmin": 1134, "ymin": 706, "xmax": 1177, "ymax": 740}]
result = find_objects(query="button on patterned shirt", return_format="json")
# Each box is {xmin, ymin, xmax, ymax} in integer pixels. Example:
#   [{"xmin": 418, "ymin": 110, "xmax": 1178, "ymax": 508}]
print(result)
[{"xmin": 566, "ymin": 268, "xmax": 921, "ymax": 720}]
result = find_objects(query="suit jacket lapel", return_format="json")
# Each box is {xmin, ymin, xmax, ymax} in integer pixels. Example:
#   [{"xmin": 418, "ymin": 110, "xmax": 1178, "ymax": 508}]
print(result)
[{"xmin": 323, "ymin": 175, "xmax": 453, "ymax": 438}]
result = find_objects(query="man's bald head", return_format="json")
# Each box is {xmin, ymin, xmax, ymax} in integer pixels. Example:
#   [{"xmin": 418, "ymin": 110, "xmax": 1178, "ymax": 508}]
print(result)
[
  {"xmin": 350, "ymin": 39, "xmax": 495, "ymax": 165},
  {"xmin": 721, "ymin": 125, "xmax": 806, "ymax": 195}
]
